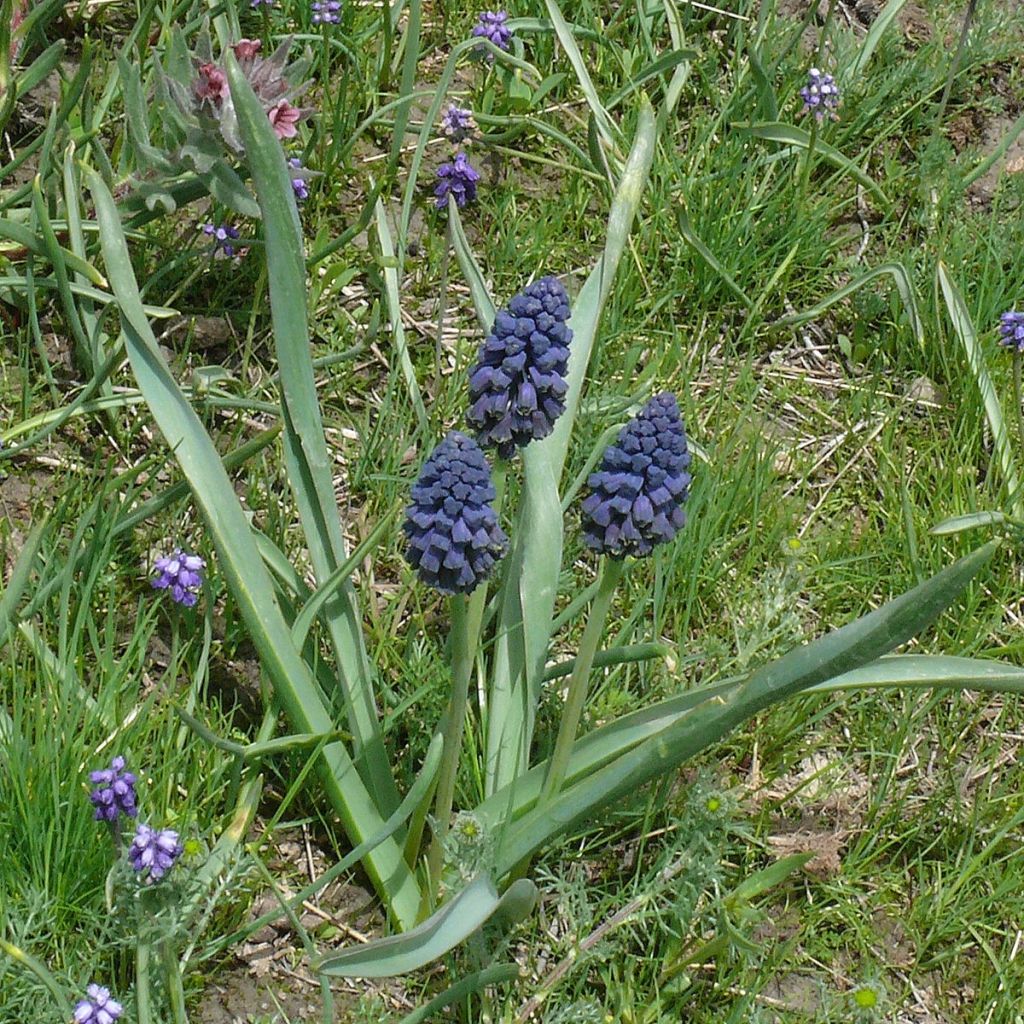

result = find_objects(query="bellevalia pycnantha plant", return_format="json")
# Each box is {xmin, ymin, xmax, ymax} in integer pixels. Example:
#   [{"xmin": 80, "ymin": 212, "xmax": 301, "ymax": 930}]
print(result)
[{"xmin": 73, "ymin": 18, "xmax": 1024, "ymax": 1000}]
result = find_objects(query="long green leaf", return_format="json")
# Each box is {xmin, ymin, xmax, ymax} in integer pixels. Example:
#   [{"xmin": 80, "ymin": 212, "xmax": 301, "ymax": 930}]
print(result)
[
  {"xmin": 485, "ymin": 98, "xmax": 658, "ymax": 794},
  {"xmin": 736, "ymin": 121, "xmax": 891, "ymax": 211},
  {"xmin": 937, "ymin": 261, "xmax": 1021, "ymax": 517},
  {"xmin": 0, "ymin": 217, "xmax": 107, "ymax": 285},
  {"xmin": 226, "ymin": 53, "xmax": 399, "ymax": 815},
  {"xmin": 317, "ymin": 876, "xmax": 536, "ymax": 977},
  {"xmin": 491, "ymin": 542, "xmax": 996, "ymax": 872},
  {"xmin": 811, "ymin": 653, "xmax": 1024, "ymax": 696},
  {"xmin": 85, "ymin": 169, "xmax": 422, "ymax": 930},
  {"xmin": 395, "ymin": 965, "xmax": 520, "ymax": 1024}
]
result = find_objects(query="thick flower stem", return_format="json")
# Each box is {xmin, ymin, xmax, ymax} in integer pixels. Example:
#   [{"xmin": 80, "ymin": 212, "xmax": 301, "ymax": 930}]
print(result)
[
  {"xmin": 538, "ymin": 557, "xmax": 625, "ymax": 808},
  {"xmin": 426, "ymin": 594, "xmax": 480, "ymax": 898},
  {"xmin": 1014, "ymin": 353, "xmax": 1024, "ymax": 454}
]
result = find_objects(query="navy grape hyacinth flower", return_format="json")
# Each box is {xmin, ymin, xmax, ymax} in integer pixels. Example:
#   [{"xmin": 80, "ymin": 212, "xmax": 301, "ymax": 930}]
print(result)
[
  {"xmin": 581, "ymin": 393, "xmax": 692, "ymax": 559},
  {"xmin": 404, "ymin": 432, "xmax": 508, "ymax": 594},
  {"xmin": 467, "ymin": 276, "xmax": 573, "ymax": 460}
]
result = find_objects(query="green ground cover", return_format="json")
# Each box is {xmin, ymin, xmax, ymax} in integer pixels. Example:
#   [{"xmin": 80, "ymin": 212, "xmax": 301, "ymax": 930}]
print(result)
[{"xmin": 2, "ymin": 0, "xmax": 1024, "ymax": 1020}]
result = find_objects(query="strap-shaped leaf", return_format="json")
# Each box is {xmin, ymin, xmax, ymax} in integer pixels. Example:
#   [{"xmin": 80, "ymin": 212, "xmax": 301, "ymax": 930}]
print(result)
[
  {"xmin": 225, "ymin": 52, "xmax": 398, "ymax": 815},
  {"xmin": 317, "ymin": 876, "xmax": 537, "ymax": 978},
  {"xmin": 485, "ymin": 98, "xmax": 658, "ymax": 794},
  {"xmin": 492, "ymin": 542, "xmax": 997, "ymax": 872},
  {"xmin": 85, "ymin": 168, "xmax": 422, "ymax": 930}
]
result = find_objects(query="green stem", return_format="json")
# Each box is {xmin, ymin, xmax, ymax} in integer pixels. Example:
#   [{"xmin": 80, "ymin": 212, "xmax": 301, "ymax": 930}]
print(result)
[
  {"xmin": 799, "ymin": 116, "xmax": 818, "ymax": 200},
  {"xmin": 538, "ymin": 557, "xmax": 625, "ymax": 807},
  {"xmin": 161, "ymin": 937, "xmax": 188, "ymax": 1024},
  {"xmin": 136, "ymin": 939, "xmax": 154, "ymax": 1024},
  {"xmin": 1014, "ymin": 353, "xmax": 1024, "ymax": 518},
  {"xmin": 426, "ymin": 594, "xmax": 478, "ymax": 897}
]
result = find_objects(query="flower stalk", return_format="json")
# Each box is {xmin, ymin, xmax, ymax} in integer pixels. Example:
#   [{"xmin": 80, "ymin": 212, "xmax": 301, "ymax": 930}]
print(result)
[{"xmin": 538, "ymin": 556, "xmax": 624, "ymax": 807}]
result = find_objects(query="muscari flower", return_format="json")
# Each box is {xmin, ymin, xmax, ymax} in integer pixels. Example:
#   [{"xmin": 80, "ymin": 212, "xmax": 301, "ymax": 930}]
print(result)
[
  {"xmin": 152, "ymin": 549, "xmax": 206, "ymax": 607},
  {"xmin": 201, "ymin": 222, "xmax": 241, "ymax": 259},
  {"xmin": 440, "ymin": 103, "xmax": 476, "ymax": 144},
  {"xmin": 467, "ymin": 276, "xmax": 573, "ymax": 460},
  {"xmin": 403, "ymin": 432, "xmax": 508, "ymax": 594},
  {"xmin": 129, "ymin": 823, "xmax": 184, "ymax": 882},
  {"xmin": 311, "ymin": 0, "xmax": 342, "ymax": 23},
  {"xmin": 999, "ymin": 311, "xmax": 1024, "ymax": 352},
  {"xmin": 800, "ymin": 67, "xmax": 840, "ymax": 121},
  {"xmin": 89, "ymin": 756, "xmax": 138, "ymax": 823},
  {"xmin": 289, "ymin": 157, "xmax": 309, "ymax": 201},
  {"xmin": 74, "ymin": 984, "xmax": 123, "ymax": 1024},
  {"xmin": 250, "ymin": 0, "xmax": 276, "ymax": 7},
  {"xmin": 581, "ymin": 392, "xmax": 692, "ymax": 559},
  {"xmin": 472, "ymin": 10, "xmax": 512, "ymax": 59},
  {"xmin": 434, "ymin": 151, "xmax": 480, "ymax": 210}
]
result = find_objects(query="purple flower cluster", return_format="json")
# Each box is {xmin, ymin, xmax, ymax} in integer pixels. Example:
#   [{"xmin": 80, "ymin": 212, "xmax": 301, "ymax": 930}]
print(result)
[
  {"xmin": 472, "ymin": 10, "xmax": 512, "ymax": 59},
  {"xmin": 800, "ymin": 67, "xmax": 840, "ymax": 121},
  {"xmin": 151, "ymin": 549, "xmax": 206, "ymax": 607},
  {"xmin": 311, "ymin": 0, "xmax": 342, "ymax": 23},
  {"xmin": 435, "ymin": 151, "xmax": 481, "ymax": 210},
  {"xmin": 999, "ymin": 311, "xmax": 1024, "ymax": 352},
  {"xmin": 201, "ymin": 222, "xmax": 241, "ymax": 259},
  {"xmin": 440, "ymin": 103, "xmax": 476, "ymax": 144},
  {"xmin": 129, "ymin": 822, "xmax": 184, "ymax": 882},
  {"xmin": 74, "ymin": 984, "xmax": 123, "ymax": 1024},
  {"xmin": 467, "ymin": 277, "xmax": 573, "ymax": 460},
  {"xmin": 581, "ymin": 393, "xmax": 692, "ymax": 559},
  {"xmin": 89, "ymin": 757, "xmax": 138, "ymax": 823},
  {"xmin": 289, "ymin": 157, "xmax": 310, "ymax": 201},
  {"xmin": 403, "ymin": 432, "xmax": 508, "ymax": 594}
]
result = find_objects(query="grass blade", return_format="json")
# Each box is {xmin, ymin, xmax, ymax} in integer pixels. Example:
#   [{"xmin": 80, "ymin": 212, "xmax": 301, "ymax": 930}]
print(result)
[
  {"xmin": 736, "ymin": 121, "xmax": 891, "ymax": 211},
  {"xmin": 937, "ymin": 261, "xmax": 1022, "ymax": 517},
  {"xmin": 846, "ymin": 0, "xmax": 908, "ymax": 83},
  {"xmin": 779, "ymin": 262, "xmax": 923, "ymax": 349},
  {"xmin": 374, "ymin": 199, "xmax": 429, "ymax": 435}
]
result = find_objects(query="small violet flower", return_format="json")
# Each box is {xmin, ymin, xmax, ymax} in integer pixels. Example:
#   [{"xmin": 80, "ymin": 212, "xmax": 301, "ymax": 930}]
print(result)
[
  {"xmin": 250, "ymin": 0, "xmax": 276, "ymax": 7},
  {"xmin": 999, "ymin": 311, "xmax": 1024, "ymax": 352},
  {"xmin": 129, "ymin": 823, "xmax": 184, "ymax": 882},
  {"xmin": 267, "ymin": 99, "xmax": 302, "ymax": 140},
  {"xmin": 74, "ymin": 984, "xmax": 123, "ymax": 1024},
  {"xmin": 311, "ymin": 0, "xmax": 342, "ymax": 23},
  {"xmin": 152, "ymin": 549, "xmax": 206, "ymax": 607},
  {"xmin": 800, "ymin": 67, "xmax": 840, "ymax": 121},
  {"xmin": 440, "ymin": 103, "xmax": 476, "ymax": 144},
  {"xmin": 581, "ymin": 392, "xmax": 692, "ymax": 559},
  {"xmin": 201, "ymin": 222, "xmax": 241, "ymax": 259},
  {"xmin": 434, "ymin": 151, "xmax": 480, "ymax": 210},
  {"xmin": 289, "ymin": 157, "xmax": 309, "ymax": 201},
  {"xmin": 403, "ymin": 432, "xmax": 508, "ymax": 594},
  {"xmin": 89, "ymin": 756, "xmax": 138, "ymax": 823},
  {"xmin": 467, "ymin": 276, "xmax": 573, "ymax": 460},
  {"xmin": 472, "ymin": 10, "xmax": 512, "ymax": 60}
]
